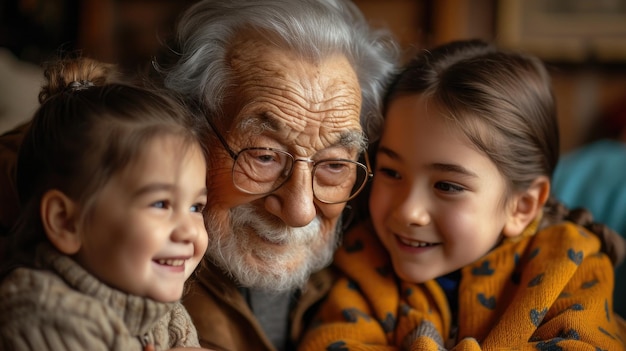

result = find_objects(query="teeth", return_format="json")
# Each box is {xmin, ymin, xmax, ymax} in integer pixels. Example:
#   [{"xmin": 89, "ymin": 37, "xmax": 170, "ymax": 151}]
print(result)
[
  {"xmin": 157, "ymin": 259, "xmax": 185, "ymax": 266},
  {"xmin": 398, "ymin": 237, "xmax": 432, "ymax": 247}
]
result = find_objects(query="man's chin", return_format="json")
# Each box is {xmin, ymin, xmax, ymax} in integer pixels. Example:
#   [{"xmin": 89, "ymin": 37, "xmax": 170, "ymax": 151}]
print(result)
[
  {"xmin": 243, "ymin": 247, "xmax": 323, "ymax": 291},
  {"xmin": 206, "ymin": 205, "xmax": 339, "ymax": 291},
  {"xmin": 208, "ymin": 236, "xmax": 334, "ymax": 292}
]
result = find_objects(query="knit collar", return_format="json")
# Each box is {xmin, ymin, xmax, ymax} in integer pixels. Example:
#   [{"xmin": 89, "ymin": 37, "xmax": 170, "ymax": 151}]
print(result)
[{"xmin": 36, "ymin": 243, "xmax": 175, "ymax": 336}]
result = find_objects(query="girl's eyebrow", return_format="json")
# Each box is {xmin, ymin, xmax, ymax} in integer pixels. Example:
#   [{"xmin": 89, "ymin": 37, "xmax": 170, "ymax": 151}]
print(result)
[
  {"xmin": 133, "ymin": 184, "xmax": 208, "ymax": 198},
  {"xmin": 197, "ymin": 188, "xmax": 209, "ymax": 197},
  {"xmin": 377, "ymin": 146, "xmax": 478, "ymax": 178},
  {"xmin": 377, "ymin": 145, "xmax": 401, "ymax": 160},
  {"xmin": 429, "ymin": 163, "xmax": 478, "ymax": 178},
  {"xmin": 132, "ymin": 183, "xmax": 174, "ymax": 197}
]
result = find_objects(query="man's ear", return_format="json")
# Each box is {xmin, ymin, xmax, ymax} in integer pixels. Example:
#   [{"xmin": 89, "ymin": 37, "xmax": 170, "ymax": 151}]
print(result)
[
  {"xmin": 502, "ymin": 176, "xmax": 550, "ymax": 238},
  {"xmin": 41, "ymin": 189, "xmax": 82, "ymax": 254}
]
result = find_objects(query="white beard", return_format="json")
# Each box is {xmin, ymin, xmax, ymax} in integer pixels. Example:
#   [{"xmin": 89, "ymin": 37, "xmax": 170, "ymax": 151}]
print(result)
[{"xmin": 205, "ymin": 204, "xmax": 339, "ymax": 292}]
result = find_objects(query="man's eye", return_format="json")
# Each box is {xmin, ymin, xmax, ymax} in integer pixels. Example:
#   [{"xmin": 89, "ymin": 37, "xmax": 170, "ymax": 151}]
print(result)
[
  {"xmin": 256, "ymin": 154, "xmax": 276, "ymax": 163},
  {"xmin": 324, "ymin": 162, "xmax": 349, "ymax": 172},
  {"xmin": 245, "ymin": 149, "xmax": 285, "ymax": 165},
  {"xmin": 434, "ymin": 182, "xmax": 464, "ymax": 193}
]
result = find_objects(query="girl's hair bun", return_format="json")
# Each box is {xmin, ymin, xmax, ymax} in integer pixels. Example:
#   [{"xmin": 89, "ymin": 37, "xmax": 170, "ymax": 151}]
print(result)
[{"xmin": 39, "ymin": 57, "xmax": 121, "ymax": 103}]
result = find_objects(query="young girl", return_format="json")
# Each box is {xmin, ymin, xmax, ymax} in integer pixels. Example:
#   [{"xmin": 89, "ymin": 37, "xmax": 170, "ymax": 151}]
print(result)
[
  {"xmin": 0, "ymin": 57, "xmax": 210, "ymax": 350},
  {"xmin": 299, "ymin": 40, "xmax": 626, "ymax": 350}
]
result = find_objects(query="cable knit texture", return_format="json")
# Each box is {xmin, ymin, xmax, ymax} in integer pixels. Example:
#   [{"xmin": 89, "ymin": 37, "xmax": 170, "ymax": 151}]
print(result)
[
  {"xmin": 299, "ymin": 219, "xmax": 626, "ymax": 350},
  {"xmin": 0, "ymin": 244, "xmax": 200, "ymax": 350}
]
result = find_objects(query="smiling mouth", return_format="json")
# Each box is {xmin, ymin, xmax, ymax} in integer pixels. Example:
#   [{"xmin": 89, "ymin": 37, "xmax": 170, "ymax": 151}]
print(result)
[
  {"xmin": 397, "ymin": 236, "xmax": 437, "ymax": 248},
  {"xmin": 154, "ymin": 259, "xmax": 186, "ymax": 267}
]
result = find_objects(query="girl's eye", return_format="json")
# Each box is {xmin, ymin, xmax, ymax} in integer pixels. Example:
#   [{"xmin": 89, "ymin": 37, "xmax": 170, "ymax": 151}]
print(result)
[
  {"xmin": 434, "ymin": 181, "xmax": 464, "ymax": 193},
  {"xmin": 376, "ymin": 167, "xmax": 401, "ymax": 180},
  {"xmin": 190, "ymin": 203, "xmax": 206, "ymax": 213},
  {"xmin": 151, "ymin": 200, "xmax": 169, "ymax": 209}
]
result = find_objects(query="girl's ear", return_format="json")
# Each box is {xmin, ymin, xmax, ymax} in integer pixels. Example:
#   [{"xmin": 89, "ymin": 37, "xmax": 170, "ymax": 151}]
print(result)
[
  {"xmin": 502, "ymin": 176, "xmax": 550, "ymax": 238},
  {"xmin": 41, "ymin": 189, "xmax": 82, "ymax": 254}
]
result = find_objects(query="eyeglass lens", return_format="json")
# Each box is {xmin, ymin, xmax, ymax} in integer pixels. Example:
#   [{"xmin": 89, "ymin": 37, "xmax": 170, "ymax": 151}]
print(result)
[{"xmin": 232, "ymin": 148, "xmax": 368, "ymax": 203}]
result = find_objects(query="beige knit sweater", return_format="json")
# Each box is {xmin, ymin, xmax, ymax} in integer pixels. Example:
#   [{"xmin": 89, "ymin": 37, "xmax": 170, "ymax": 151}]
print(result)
[{"xmin": 0, "ymin": 244, "xmax": 200, "ymax": 350}]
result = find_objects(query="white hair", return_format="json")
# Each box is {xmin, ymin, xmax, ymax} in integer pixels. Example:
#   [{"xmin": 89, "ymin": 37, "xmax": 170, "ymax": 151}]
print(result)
[{"xmin": 160, "ymin": 0, "xmax": 399, "ymax": 141}]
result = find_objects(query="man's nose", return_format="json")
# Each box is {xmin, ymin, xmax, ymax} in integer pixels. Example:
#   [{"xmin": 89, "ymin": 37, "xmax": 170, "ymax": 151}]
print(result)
[{"xmin": 265, "ymin": 160, "xmax": 317, "ymax": 227}]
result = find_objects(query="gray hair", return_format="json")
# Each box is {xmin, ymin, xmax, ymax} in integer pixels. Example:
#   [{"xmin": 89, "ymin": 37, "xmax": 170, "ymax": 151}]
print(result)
[{"xmin": 160, "ymin": 0, "xmax": 399, "ymax": 141}]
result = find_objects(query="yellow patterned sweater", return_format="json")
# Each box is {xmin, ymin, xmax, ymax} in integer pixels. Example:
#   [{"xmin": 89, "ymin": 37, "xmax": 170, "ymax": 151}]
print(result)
[{"xmin": 299, "ymin": 220, "xmax": 626, "ymax": 350}]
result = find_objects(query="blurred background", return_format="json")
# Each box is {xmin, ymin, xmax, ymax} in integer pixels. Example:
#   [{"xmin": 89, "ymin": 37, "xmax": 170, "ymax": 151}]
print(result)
[{"xmin": 2, "ymin": 0, "xmax": 626, "ymax": 151}]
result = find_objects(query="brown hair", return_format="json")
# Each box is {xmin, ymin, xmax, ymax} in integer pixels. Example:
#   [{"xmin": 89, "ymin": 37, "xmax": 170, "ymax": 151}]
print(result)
[
  {"xmin": 4, "ymin": 56, "xmax": 206, "ymax": 273},
  {"xmin": 382, "ymin": 39, "xmax": 624, "ymax": 265},
  {"xmin": 385, "ymin": 39, "xmax": 557, "ymax": 193}
]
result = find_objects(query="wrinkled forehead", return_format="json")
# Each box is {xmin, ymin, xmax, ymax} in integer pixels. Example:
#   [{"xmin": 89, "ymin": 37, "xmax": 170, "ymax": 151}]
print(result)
[
  {"xmin": 226, "ymin": 34, "xmax": 361, "ymax": 100},
  {"xmin": 228, "ymin": 27, "xmax": 348, "ymax": 66},
  {"xmin": 222, "ymin": 35, "xmax": 364, "ymax": 150}
]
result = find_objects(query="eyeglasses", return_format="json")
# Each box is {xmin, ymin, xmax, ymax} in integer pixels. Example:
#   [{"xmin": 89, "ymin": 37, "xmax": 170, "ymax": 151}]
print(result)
[{"xmin": 208, "ymin": 120, "xmax": 372, "ymax": 204}]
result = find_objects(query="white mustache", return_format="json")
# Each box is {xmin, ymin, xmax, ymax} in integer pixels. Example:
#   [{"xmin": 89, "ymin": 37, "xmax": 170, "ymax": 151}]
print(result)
[{"xmin": 230, "ymin": 205, "xmax": 321, "ymax": 245}]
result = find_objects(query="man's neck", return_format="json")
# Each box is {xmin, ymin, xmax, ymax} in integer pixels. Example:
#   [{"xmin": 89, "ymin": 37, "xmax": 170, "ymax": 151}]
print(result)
[{"xmin": 240, "ymin": 287, "xmax": 293, "ymax": 351}]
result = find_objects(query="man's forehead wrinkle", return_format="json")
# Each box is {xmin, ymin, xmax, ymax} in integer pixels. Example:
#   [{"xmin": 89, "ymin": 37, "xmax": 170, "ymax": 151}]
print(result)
[
  {"xmin": 229, "ymin": 40, "xmax": 363, "ymax": 153},
  {"xmin": 232, "ymin": 52, "xmax": 361, "ymax": 126},
  {"xmin": 235, "ymin": 110, "xmax": 363, "ymax": 151},
  {"xmin": 237, "ymin": 93, "xmax": 359, "ymax": 133},
  {"xmin": 282, "ymin": 73, "xmax": 361, "ymax": 113},
  {"xmin": 269, "ymin": 79, "xmax": 361, "ymax": 131},
  {"xmin": 236, "ymin": 78, "xmax": 313, "ymax": 122},
  {"xmin": 233, "ymin": 47, "xmax": 359, "ymax": 111},
  {"xmin": 242, "ymin": 73, "xmax": 358, "ymax": 118}
]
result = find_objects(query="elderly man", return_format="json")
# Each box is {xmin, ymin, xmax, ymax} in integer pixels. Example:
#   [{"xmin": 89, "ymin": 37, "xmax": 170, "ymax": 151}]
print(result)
[{"xmin": 158, "ymin": 0, "xmax": 398, "ymax": 349}]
